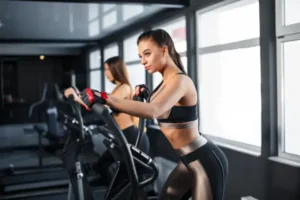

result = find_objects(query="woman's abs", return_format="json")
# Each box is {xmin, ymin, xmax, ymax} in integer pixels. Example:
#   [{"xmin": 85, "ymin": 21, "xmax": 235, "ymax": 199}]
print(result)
[{"xmin": 161, "ymin": 127, "xmax": 200, "ymax": 149}]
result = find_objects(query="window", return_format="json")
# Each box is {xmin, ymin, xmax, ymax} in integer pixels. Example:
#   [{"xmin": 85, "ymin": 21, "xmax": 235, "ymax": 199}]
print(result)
[
  {"xmin": 198, "ymin": 47, "xmax": 261, "ymax": 146},
  {"xmin": 196, "ymin": 0, "xmax": 261, "ymax": 147},
  {"xmin": 152, "ymin": 17, "xmax": 188, "ymax": 89},
  {"xmin": 90, "ymin": 70, "xmax": 101, "ymax": 91},
  {"xmin": 123, "ymin": 32, "xmax": 142, "ymax": 63},
  {"xmin": 104, "ymin": 44, "xmax": 119, "ymax": 61},
  {"xmin": 89, "ymin": 49, "xmax": 101, "ymax": 91},
  {"xmin": 279, "ymin": 39, "xmax": 300, "ymax": 156},
  {"xmin": 127, "ymin": 64, "xmax": 146, "ymax": 91},
  {"xmin": 89, "ymin": 49, "xmax": 100, "ymax": 69},
  {"xmin": 197, "ymin": 0, "xmax": 259, "ymax": 48},
  {"xmin": 283, "ymin": 0, "xmax": 300, "ymax": 26},
  {"xmin": 104, "ymin": 44, "xmax": 119, "ymax": 93},
  {"xmin": 154, "ymin": 17, "xmax": 187, "ymax": 54},
  {"xmin": 276, "ymin": 0, "xmax": 300, "ymax": 160}
]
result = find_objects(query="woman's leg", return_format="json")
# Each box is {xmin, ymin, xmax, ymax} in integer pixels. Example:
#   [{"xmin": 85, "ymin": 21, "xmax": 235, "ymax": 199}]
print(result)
[
  {"xmin": 181, "ymin": 141, "xmax": 229, "ymax": 200},
  {"xmin": 185, "ymin": 159, "xmax": 213, "ymax": 200},
  {"xmin": 158, "ymin": 161, "xmax": 192, "ymax": 200}
]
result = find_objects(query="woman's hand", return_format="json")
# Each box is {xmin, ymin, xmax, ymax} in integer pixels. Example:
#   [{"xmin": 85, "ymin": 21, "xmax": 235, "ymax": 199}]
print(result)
[
  {"xmin": 135, "ymin": 84, "xmax": 150, "ymax": 100},
  {"xmin": 64, "ymin": 87, "xmax": 90, "ymax": 110}
]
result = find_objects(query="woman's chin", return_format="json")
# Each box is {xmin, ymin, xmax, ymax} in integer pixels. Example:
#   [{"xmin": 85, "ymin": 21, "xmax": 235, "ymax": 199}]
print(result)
[{"xmin": 147, "ymin": 69, "xmax": 155, "ymax": 74}]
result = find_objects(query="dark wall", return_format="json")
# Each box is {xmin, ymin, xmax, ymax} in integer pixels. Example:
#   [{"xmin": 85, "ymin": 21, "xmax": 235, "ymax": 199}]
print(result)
[
  {"xmin": 17, "ymin": 56, "xmax": 64, "ymax": 103},
  {"xmin": 146, "ymin": 127, "xmax": 300, "ymax": 200},
  {"xmin": 0, "ymin": 54, "xmax": 86, "ymax": 124}
]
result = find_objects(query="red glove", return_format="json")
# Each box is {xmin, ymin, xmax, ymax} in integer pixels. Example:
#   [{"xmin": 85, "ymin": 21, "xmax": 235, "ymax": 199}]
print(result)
[{"xmin": 80, "ymin": 88, "xmax": 108, "ymax": 109}]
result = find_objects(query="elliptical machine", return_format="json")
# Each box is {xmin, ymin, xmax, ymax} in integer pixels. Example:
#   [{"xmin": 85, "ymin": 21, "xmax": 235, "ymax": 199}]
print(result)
[{"xmin": 61, "ymin": 93, "xmax": 158, "ymax": 200}]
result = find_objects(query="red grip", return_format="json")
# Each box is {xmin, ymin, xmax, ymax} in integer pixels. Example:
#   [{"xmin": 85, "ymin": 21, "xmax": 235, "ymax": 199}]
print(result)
[
  {"xmin": 100, "ymin": 92, "xmax": 108, "ymax": 100},
  {"xmin": 85, "ymin": 88, "xmax": 95, "ymax": 104}
]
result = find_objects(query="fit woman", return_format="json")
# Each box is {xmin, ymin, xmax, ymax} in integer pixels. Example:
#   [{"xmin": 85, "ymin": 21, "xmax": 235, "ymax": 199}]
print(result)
[
  {"xmin": 65, "ymin": 29, "xmax": 228, "ymax": 200},
  {"xmin": 103, "ymin": 56, "xmax": 149, "ymax": 153}
]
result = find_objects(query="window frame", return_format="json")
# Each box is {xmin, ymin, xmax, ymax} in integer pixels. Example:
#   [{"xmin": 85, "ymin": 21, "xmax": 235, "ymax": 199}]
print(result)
[
  {"xmin": 195, "ymin": 0, "xmax": 261, "ymax": 152},
  {"xmin": 276, "ymin": 33, "xmax": 300, "ymax": 162},
  {"xmin": 275, "ymin": 0, "xmax": 300, "ymax": 37}
]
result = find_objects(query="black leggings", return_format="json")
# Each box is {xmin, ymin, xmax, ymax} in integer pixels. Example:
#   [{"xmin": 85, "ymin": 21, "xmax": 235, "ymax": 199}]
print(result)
[
  {"xmin": 158, "ymin": 135, "xmax": 229, "ymax": 200},
  {"xmin": 122, "ymin": 125, "xmax": 150, "ymax": 154}
]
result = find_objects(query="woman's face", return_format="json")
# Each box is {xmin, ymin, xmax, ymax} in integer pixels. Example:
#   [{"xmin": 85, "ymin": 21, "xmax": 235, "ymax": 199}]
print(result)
[
  {"xmin": 138, "ymin": 39, "xmax": 167, "ymax": 74},
  {"xmin": 104, "ymin": 63, "xmax": 114, "ymax": 82}
]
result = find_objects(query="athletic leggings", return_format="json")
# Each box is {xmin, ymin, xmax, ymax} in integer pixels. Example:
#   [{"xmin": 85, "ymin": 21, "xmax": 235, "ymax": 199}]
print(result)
[
  {"xmin": 158, "ymin": 135, "xmax": 229, "ymax": 200},
  {"xmin": 122, "ymin": 125, "xmax": 150, "ymax": 154}
]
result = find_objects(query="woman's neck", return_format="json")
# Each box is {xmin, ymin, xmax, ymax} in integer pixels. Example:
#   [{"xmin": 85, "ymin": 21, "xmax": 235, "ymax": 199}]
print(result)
[
  {"xmin": 115, "ymin": 81, "xmax": 122, "ymax": 86},
  {"xmin": 161, "ymin": 60, "xmax": 181, "ymax": 81}
]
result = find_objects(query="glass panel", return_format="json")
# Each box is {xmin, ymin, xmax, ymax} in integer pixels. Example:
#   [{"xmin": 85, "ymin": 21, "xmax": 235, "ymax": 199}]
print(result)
[
  {"xmin": 104, "ymin": 44, "xmax": 119, "ymax": 61},
  {"xmin": 127, "ymin": 64, "xmax": 146, "ymax": 91},
  {"xmin": 90, "ymin": 70, "xmax": 101, "ymax": 91},
  {"xmin": 282, "ymin": 40, "xmax": 300, "ymax": 155},
  {"xmin": 284, "ymin": 0, "xmax": 300, "ymax": 26},
  {"xmin": 198, "ymin": 46, "xmax": 261, "ymax": 146},
  {"xmin": 89, "ymin": 49, "xmax": 101, "ymax": 69},
  {"xmin": 123, "ymin": 32, "xmax": 142, "ymax": 63},
  {"xmin": 197, "ymin": 0, "xmax": 259, "ymax": 47}
]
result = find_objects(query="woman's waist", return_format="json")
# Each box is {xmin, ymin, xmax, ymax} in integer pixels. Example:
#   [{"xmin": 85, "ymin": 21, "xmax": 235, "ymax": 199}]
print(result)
[
  {"xmin": 162, "ymin": 127, "xmax": 201, "ymax": 149},
  {"xmin": 113, "ymin": 114, "xmax": 134, "ymax": 130}
]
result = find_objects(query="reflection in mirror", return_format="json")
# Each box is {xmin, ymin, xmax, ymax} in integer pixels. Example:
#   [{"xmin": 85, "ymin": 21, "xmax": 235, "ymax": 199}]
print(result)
[
  {"xmin": 103, "ymin": 4, "xmax": 116, "ymax": 12},
  {"xmin": 88, "ymin": 4, "xmax": 100, "ymax": 37},
  {"xmin": 122, "ymin": 4, "xmax": 144, "ymax": 21},
  {"xmin": 103, "ymin": 10, "xmax": 118, "ymax": 29}
]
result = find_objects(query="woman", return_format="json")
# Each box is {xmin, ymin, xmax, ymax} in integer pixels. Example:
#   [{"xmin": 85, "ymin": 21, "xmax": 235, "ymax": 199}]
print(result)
[
  {"xmin": 65, "ymin": 29, "xmax": 228, "ymax": 200},
  {"xmin": 93, "ymin": 56, "xmax": 150, "ymax": 190},
  {"xmin": 103, "ymin": 56, "xmax": 149, "ymax": 153}
]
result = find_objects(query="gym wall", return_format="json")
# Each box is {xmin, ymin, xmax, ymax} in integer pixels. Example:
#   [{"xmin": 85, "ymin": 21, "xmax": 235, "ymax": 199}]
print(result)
[{"xmin": 0, "ymin": 55, "xmax": 85, "ymax": 125}]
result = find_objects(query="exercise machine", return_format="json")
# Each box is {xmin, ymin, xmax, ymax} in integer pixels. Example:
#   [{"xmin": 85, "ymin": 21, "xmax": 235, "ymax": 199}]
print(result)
[
  {"xmin": 0, "ymin": 84, "xmax": 75, "ymax": 199},
  {"xmin": 62, "ymin": 94, "xmax": 158, "ymax": 200}
]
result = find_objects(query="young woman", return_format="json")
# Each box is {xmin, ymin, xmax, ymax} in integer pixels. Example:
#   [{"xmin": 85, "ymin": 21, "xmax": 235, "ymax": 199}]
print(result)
[
  {"xmin": 103, "ymin": 56, "xmax": 149, "ymax": 153},
  {"xmin": 65, "ymin": 29, "xmax": 228, "ymax": 200}
]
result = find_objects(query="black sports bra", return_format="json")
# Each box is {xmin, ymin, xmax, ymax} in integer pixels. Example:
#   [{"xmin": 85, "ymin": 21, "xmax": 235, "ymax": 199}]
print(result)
[{"xmin": 150, "ymin": 73, "xmax": 198, "ymax": 123}]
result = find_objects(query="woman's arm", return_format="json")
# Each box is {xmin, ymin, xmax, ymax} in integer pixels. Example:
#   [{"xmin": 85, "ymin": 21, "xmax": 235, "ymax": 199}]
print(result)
[{"xmin": 94, "ymin": 75, "xmax": 187, "ymax": 119}]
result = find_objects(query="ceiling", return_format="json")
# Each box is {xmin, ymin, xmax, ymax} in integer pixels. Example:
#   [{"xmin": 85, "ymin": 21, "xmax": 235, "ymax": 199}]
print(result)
[
  {"xmin": 0, "ymin": 0, "xmax": 183, "ymax": 41},
  {"xmin": 0, "ymin": 0, "xmax": 185, "ymax": 55}
]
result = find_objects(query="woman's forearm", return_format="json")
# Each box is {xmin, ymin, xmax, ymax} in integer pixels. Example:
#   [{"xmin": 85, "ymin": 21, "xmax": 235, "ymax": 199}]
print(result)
[{"xmin": 105, "ymin": 95, "xmax": 157, "ymax": 119}]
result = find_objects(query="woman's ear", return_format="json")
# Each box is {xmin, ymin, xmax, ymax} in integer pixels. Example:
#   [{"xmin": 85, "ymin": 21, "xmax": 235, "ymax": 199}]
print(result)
[{"xmin": 162, "ymin": 45, "xmax": 168, "ymax": 57}]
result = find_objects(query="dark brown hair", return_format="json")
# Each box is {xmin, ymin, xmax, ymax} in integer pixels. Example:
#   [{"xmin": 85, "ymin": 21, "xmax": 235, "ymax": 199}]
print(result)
[
  {"xmin": 104, "ymin": 56, "xmax": 131, "ymax": 86},
  {"xmin": 137, "ymin": 29, "xmax": 186, "ymax": 74}
]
